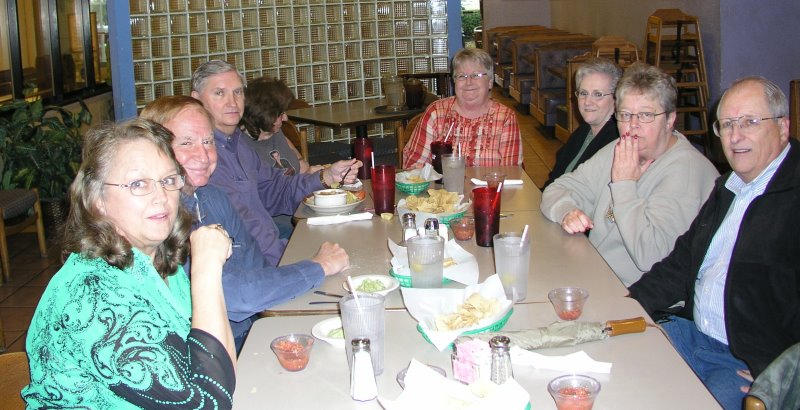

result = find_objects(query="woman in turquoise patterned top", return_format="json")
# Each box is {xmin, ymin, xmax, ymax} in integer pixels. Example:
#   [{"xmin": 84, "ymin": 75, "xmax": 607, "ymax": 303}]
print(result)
[{"xmin": 23, "ymin": 119, "xmax": 237, "ymax": 409}]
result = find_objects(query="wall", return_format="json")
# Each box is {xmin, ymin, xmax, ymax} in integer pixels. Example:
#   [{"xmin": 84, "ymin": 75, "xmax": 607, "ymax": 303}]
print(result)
[
  {"xmin": 719, "ymin": 0, "xmax": 800, "ymax": 109},
  {"xmin": 482, "ymin": 0, "xmax": 550, "ymax": 30}
]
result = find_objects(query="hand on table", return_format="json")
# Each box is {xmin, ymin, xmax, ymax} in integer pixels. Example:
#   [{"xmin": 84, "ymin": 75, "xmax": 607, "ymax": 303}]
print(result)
[
  {"xmin": 323, "ymin": 159, "xmax": 362, "ymax": 186},
  {"xmin": 611, "ymin": 132, "xmax": 653, "ymax": 182},
  {"xmin": 561, "ymin": 209, "xmax": 594, "ymax": 234},
  {"xmin": 312, "ymin": 242, "xmax": 350, "ymax": 276}
]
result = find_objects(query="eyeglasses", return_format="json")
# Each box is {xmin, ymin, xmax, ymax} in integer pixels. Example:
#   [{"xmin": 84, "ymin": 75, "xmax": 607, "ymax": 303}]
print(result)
[
  {"xmin": 712, "ymin": 116, "xmax": 783, "ymax": 137},
  {"xmin": 615, "ymin": 111, "xmax": 667, "ymax": 123},
  {"xmin": 575, "ymin": 90, "xmax": 613, "ymax": 100},
  {"xmin": 104, "ymin": 174, "xmax": 186, "ymax": 196},
  {"xmin": 453, "ymin": 72, "xmax": 490, "ymax": 81}
]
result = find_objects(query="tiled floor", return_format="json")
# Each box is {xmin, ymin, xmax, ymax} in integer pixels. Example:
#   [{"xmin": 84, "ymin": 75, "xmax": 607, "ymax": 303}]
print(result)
[{"xmin": 0, "ymin": 87, "xmax": 563, "ymax": 353}]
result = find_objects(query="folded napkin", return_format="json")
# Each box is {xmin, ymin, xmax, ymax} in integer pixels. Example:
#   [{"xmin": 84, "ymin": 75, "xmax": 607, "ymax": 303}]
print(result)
[
  {"xmin": 470, "ymin": 178, "xmax": 523, "ymax": 186},
  {"xmin": 402, "ymin": 275, "xmax": 512, "ymax": 351},
  {"xmin": 379, "ymin": 359, "xmax": 530, "ymax": 410},
  {"xmin": 510, "ymin": 347, "xmax": 612, "ymax": 374},
  {"xmin": 397, "ymin": 163, "xmax": 442, "ymax": 183},
  {"xmin": 306, "ymin": 212, "xmax": 373, "ymax": 226},
  {"xmin": 388, "ymin": 238, "xmax": 479, "ymax": 285}
]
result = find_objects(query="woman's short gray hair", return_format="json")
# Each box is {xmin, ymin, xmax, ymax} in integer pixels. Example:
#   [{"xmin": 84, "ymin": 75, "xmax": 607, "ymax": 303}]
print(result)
[
  {"xmin": 191, "ymin": 59, "xmax": 246, "ymax": 93},
  {"xmin": 615, "ymin": 62, "xmax": 677, "ymax": 113},
  {"xmin": 575, "ymin": 58, "xmax": 623, "ymax": 93},
  {"xmin": 718, "ymin": 76, "xmax": 788, "ymax": 119},
  {"xmin": 451, "ymin": 48, "xmax": 494, "ymax": 80}
]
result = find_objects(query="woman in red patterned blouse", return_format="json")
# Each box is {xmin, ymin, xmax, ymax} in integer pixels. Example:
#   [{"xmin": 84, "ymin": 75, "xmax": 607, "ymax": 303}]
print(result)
[{"xmin": 402, "ymin": 48, "xmax": 522, "ymax": 169}]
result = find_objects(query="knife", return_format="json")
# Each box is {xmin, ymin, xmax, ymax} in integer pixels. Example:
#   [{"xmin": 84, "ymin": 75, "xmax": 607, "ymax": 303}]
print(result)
[
  {"xmin": 314, "ymin": 290, "xmax": 345, "ymax": 298},
  {"xmin": 308, "ymin": 301, "xmax": 340, "ymax": 305}
]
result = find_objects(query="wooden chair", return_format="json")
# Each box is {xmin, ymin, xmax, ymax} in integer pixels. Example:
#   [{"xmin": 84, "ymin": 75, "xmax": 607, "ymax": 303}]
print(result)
[
  {"xmin": 282, "ymin": 98, "xmax": 312, "ymax": 165},
  {"xmin": 395, "ymin": 113, "xmax": 423, "ymax": 167},
  {"xmin": 790, "ymin": 79, "xmax": 799, "ymax": 140},
  {"xmin": 0, "ymin": 189, "xmax": 47, "ymax": 283},
  {"xmin": 0, "ymin": 352, "xmax": 31, "ymax": 409}
]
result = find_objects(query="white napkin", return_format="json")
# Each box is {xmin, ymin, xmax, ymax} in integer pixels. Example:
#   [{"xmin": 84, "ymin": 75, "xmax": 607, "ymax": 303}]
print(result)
[
  {"xmin": 402, "ymin": 275, "xmax": 512, "ymax": 351},
  {"xmin": 510, "ymin": 347, "xmax": 612, "ymax": 374},
  {"xmin": 470, "ymin": 178, "xmax": 523, "ymax": 186},
  {"xmin": 306, "ymin": 212, "xmax": 373, "ymax": 226},
  {"xmin": 397, "ymin": 163, "xmax": 442, "ymax": 183},
  {"xmin": 379, "ymin": 359, "xmax": 530, "ymax": 410},
  {"xmin": 388, "ymin": 238, "xmax": 479, "ymax": 285}
]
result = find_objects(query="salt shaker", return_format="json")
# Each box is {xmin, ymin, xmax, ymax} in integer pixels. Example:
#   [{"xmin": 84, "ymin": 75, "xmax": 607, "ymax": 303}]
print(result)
[
  {"xmin": 424, "ymin": 218, "xmax": 440, "ymax": 237},
  {"xmin": 489, "ymin": 336, "xmax": 513, "ymax": 384},
  {"xmin": 401, "ymin": 213, "xmax": 418, "ymax": 244},
  {"xmin": 350, "ymin": 338, "xmax": 378, "ymax": 401}
]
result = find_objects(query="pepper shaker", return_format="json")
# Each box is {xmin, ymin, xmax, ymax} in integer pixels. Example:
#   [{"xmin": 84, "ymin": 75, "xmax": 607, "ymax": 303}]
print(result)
[{"xmin": 489, "ymin": 335, "xmax": 513, "ymax": 385}]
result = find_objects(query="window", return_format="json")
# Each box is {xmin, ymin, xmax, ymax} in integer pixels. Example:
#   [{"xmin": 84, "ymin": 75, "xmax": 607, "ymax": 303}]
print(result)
[{"xmin": 0, "ymin": 0, "xmax": 109, "ymax": 104}]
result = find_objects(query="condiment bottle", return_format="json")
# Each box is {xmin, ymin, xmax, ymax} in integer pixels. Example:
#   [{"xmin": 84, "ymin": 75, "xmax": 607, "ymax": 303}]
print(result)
[
  {"xmin": 350, "ymin": 338, "xmax": 378, "ymax": 401},
  {"xmin": 401, "ymin": 213, "xmax": 418, "ymax": 244},
  {"xmin": 489, "ymin": 336, "xmax": 513, "ymax": 385},
  {"xmin": 354, "ymin": 136, "xmax": 373, "ymax": 180}
]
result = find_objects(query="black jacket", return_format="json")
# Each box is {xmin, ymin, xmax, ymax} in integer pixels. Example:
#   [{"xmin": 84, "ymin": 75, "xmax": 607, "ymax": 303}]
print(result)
[
  {"xmin": 544, "ymin": 119, "xmax": 619, "ymax": 188},
  {"xmin": 629, "ymin": 139, "xmax": 800, "ymax": 377}
]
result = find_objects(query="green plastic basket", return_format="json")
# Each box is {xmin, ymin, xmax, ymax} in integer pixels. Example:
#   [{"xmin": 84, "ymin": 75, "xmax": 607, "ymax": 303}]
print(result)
[
  {"xmin": 389, "ymin": 268, "xmax": 452, "ymax": 288},
  {"xmin": 395, "ymin": 180, "xmax": 430, "ymax": 195},
  {"xmin": 437, "ymin": 209, "xmax": 467, "ymax": 226},
  {"xmin": 417, "ymin": 307, "xmax": 514, "ymax": 346}
]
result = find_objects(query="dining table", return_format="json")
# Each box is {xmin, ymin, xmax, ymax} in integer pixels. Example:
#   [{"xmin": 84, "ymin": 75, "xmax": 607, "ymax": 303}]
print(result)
[
  {"xmin": 286, "ymin": 98, "xmax": 423, "ymax": 140},
  {"xmin": 272, "ymin": 167, "xmax": 628, "ymax": 315},
  {"xmin": 234, "ymin": 165, "xmax": 720, "ymax": 409},
  {"xmin": 234, "ymin": 298, "xmax": 720, "ymax": 409}
]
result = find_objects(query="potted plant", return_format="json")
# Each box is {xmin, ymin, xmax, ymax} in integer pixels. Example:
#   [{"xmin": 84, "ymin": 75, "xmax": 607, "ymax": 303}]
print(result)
[{"xmin": 0, "ymin": 98, "xmax": 92, "ymax": 235}]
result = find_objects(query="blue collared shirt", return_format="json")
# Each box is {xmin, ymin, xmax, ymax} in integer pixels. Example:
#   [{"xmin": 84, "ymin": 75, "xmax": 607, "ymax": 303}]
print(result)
[{"xmin": 693, "ymin": 144, "xmax": 790, "ymax": 344}]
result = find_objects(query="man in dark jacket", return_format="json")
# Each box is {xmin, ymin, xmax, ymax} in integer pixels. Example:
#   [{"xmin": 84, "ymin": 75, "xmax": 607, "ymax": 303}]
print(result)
[{"xmin": 629, "ymin": 76, "xmax": 799, "ymax": 409}]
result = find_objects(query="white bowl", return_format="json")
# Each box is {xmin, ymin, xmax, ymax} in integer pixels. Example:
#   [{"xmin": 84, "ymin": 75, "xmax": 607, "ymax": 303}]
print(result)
[
  {"xmin": 343, "ymin": 275, "xmax": 400, "ymax": 297},
  {"xmin": 313, "ymin": 189, "xmax": 347, "ymax": 206},
  {"xmin": 311, "ymin": 317, "xmax": 345, "ymax": 348}
]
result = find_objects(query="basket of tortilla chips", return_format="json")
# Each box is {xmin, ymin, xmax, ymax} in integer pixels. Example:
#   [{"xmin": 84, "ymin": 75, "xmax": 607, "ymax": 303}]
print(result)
[{"xmin": 397, "ymin": 188, "xmax": 470, "ymax": 226}]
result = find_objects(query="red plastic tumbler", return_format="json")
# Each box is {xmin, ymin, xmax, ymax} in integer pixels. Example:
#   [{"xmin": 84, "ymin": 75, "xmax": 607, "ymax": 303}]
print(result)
[
  {"xmin": 371, "ymin": 165, "xmax": 396, "ymax": 215},
  {"xmin": 472, "ymin": 187, "xmax": 501, "ymax": 247}
]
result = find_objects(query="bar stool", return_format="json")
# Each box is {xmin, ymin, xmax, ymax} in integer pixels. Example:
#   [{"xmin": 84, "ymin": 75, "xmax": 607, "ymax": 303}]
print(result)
[{"xmin": 0, "ymin": 188, "xmax": 48, "ymax": 283}]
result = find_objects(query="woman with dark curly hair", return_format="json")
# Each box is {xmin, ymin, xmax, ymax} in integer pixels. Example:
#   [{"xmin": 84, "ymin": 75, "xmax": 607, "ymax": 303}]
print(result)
[{"xmin": 23, "ymin": 119, "xmax": 236, "ymax": 409}]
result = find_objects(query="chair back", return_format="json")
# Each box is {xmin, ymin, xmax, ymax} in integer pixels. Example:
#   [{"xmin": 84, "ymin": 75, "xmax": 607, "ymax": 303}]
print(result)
[
  {"xmin": 282, "ymin": 98, "xmax": 313, "ymax": 163},
  {"xmin": 0, "ymin": 352, "xmax": 30, "ymax": 410},
  {"xmin": 790, "ymin": 79, "xmax": 799, "ymax": 140},
  {"xmin": 396, "ymin": 113, "xmax": 423, "ymax": 166},
  {"xmin": 745, "ymin": 342, "xmax": 800, "ymax": 410}
]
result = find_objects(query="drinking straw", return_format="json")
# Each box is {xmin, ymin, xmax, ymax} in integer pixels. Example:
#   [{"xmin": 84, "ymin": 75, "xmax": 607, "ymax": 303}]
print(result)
[
  {"xmin": 443, "ymin": 122, "xmax": 455, "ymax": 143},
  {"xmin": 491, "ymin": 181, "xmax": 503, "ymax": 212},
  {"xmin": 370, "ymin": 152, "xmax": 375, "ymax": 170},
  {"xmin": 520, "ymin": 224, "xmax": 529, "ymax": 247},
  {"xmin": 346, "ymin": 275, "xmax": 362, "ymax": 310},
  {"xmin": 458, "ymin": 143, "xmax": 462, "ymax": 156}
]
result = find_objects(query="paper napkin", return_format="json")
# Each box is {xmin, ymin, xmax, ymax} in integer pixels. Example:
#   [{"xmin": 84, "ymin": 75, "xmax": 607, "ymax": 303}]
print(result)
[
  {"xmin": 401, "ymin": 274, "xmax": 513, "ymax": 351},
  {"xmin": 510, "ymin": 347, "xmax": 612, "ymax": 374},
  {"xmin": 397, "ymin": 163, "xmax": 442, "ymax": 183},
  {"xmin": 379, "ymin": 359, "xmax": 530, "ymax": 410},
  {"xmin": 306, "ymin": 212, "xmax": 373, "ymax": 226}
]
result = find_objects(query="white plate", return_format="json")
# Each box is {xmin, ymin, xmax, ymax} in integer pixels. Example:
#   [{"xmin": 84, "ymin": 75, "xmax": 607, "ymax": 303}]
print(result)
[
  {"xmin": 342, "ymin": 275, "xmax": 400, "ymax": 297},
  {"xmin": 303, "ymin": 195, "xmax": 366, "ymax": 215},
  {"xmin": 311, "ymin": 317, "xmax": 345, "ymax": 348}
]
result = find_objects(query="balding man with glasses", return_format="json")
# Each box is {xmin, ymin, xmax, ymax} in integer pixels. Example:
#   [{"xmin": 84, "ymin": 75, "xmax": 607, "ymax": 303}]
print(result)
[{"xmin": 629, "ymin": 76, "xmax": 799, "ymax": 409}]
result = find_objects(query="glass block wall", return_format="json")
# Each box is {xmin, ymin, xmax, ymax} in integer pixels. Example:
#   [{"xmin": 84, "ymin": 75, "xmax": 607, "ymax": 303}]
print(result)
[{"xmin": 129, "ymin": 0, "xmax": 450, "ymax": 141}]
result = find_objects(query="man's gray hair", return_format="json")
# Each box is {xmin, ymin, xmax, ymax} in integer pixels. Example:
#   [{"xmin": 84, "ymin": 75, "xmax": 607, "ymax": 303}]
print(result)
[
  {"xmin": 191, "ymin": 60, "xmax": 246, "ymax": 93},
  {"xmin": 575, "ymin": 57, "xmax": 623, "ymax": 94},
  {"xmin": 717, "ymin": 76, "xmax": 788, "ymax": 119}
]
